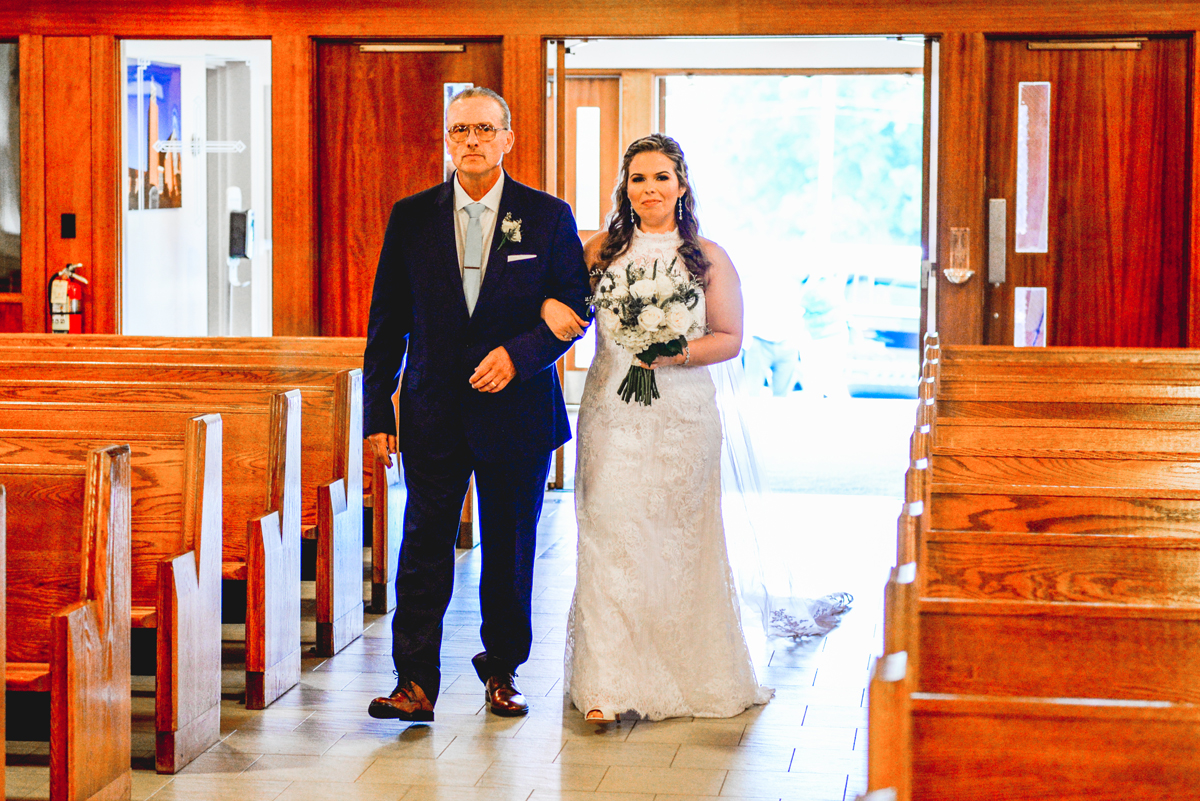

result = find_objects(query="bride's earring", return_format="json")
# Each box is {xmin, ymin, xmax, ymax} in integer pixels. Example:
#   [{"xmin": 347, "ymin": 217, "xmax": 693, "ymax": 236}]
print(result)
[
  {"xmin": 629, "ymin": 206, "xmax": 636, "ymax": 227},
  {"xmin": 676, "ymin": 198, "xmax": 683, "ymax": 220}
]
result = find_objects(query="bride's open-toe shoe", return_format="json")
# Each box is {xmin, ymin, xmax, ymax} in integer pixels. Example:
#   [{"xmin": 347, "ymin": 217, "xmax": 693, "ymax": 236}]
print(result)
[{"xmin": 585, "ymin": 708, "xmax": 616, "ymax": 723}]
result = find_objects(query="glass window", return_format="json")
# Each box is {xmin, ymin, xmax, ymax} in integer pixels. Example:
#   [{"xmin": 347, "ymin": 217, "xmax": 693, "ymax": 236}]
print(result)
[
  {"xmin": 1015, "ymin": 81, "xmax": 1051, "ymax": 253},
  {"xmin": 121, "ymin": 40, "xmax": 271, "ymax": 335},
  {"xmin": 662, "ymin": 72, "xmax": 924, "ymax": 391},
  {"xmin": 0, "ymin": 43, "xmax": 19, "ymax": 294}
]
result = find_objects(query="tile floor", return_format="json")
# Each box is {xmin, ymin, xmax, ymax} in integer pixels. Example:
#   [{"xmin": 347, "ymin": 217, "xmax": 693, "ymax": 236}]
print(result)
[{"xmin": 6, "ymin": 488, "xmax": 898, "ymax": 801}]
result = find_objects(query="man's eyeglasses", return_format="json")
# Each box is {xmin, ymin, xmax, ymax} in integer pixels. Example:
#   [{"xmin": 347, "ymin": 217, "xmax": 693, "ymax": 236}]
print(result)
[{"xmin": 447, "ymin": 123, "xmax": 505, "ymax": 143}]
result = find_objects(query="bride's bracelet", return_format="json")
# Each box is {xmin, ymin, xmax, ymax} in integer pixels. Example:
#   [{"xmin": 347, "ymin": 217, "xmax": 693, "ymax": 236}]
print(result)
[{"xmin": 682, "ymin": 340, "xmax": 691, "ymax": 366}]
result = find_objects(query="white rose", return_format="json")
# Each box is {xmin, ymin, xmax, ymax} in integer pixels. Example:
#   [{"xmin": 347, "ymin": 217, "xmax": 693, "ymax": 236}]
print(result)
[
  {"xmin": 501, "ymin": 216, "xmax": 522, "ymax": 242},
  {"xmin": 597, "ymin": 307, "xmax": 620, "ymax": 331},
  {"xmin": 638, "ymin": 306, "xmax": 665, "ymax": 331},
  {"xmin": 611, "ymin": 283, "xmax": 630, "ymax": 300},
  {"xmin": 665, "ymin": 303, "xmax": 693, "ymax": 335},
  {"xmin": 630, "ymin": 279, "xmax": 657, "ymax": 300},
  {"xmin": 654, "ymin": 274, "xmax": 675, "ymax": 300}
]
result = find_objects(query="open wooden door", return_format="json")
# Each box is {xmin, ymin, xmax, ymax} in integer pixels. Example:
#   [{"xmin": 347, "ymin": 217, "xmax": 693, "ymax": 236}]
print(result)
[
  {"xmin": 982, "ymin": 36, "xmax": 1189, "ymax": 347},
  {"xmin": 317, "ymin": 40, "xmax": 502, "ymax": 548}
]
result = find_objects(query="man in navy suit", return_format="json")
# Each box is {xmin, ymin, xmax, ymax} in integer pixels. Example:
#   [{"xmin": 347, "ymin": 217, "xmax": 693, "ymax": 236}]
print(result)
[{"xmin": 362, "ymin": 87, "xmax": 590, "ymax": 721}]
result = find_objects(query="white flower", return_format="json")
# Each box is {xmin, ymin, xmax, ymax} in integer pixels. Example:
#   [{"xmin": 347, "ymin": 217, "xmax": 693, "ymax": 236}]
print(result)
[
  {"xmin": 654, "ymin": 273, "xmax": 675, "ymax": 300},
  {"xmin": 638, "ymin": 306, "xmax": 665, "ymax": 331},
  {"xmin": 630, "ymin": 279, "xmax": 657, "ymax": 300},
  {"xmin": 611, "ymin": 283, "xmax": 630, "ymax": 300},
  {"xmin": 597, "ymin": 307, "xmax": 620, "ymax": 332},
  {"xmin": 500, "ymin": 213, "xmax": 522, "ymax": 243},
  {"xmin": 665, "ymin": 303, "xmax": 693, "ymax": 335}
]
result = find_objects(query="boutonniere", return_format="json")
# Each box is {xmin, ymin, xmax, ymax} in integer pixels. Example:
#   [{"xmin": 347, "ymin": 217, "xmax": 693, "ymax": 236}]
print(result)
[{"xmin": 496, "ymin": 213, "xmax": 522, "ymax": 251}]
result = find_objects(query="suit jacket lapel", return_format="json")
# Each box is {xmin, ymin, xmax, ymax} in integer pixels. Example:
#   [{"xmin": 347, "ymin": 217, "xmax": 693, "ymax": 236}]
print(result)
[
  {"xmin": 473, "ymin": 173, "xmax": 516, "ymax": 318},
  {"xmin": 434, "ymin": 180, "xmax": 470, "ymax": 322}
]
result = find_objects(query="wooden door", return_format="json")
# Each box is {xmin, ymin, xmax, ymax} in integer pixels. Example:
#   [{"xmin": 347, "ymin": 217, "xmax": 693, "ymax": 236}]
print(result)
[
  {"xmin": 316, "ymin": 41, "xmax": 502, "ymax": 337},
  {"xmin": 983, "ymin": 37, "xmax": 1189, "ymax": 347},
  {"xmin": 545, "ymin": 74, "xmax": 621, "ymax": 397}
]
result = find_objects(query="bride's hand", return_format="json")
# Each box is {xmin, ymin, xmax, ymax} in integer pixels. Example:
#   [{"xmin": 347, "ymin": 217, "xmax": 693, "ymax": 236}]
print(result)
[
  {"xmin": 541, "ymin": 298, "xmax": 590, "ymax": 341},
  {"xmin": 639, "ymin": 352, "xmax": 686, "ymax": 369}
]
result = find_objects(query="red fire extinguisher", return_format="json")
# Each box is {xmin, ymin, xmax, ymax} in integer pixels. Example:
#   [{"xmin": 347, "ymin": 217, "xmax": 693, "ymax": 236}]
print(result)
[{"xmin": 49, "ymin": 263, "xmax": 88, "ymax": 334}]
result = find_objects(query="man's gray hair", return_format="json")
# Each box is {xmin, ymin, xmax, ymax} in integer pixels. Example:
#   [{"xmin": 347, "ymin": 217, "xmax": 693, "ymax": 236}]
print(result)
[{"xmin": 446, "ymin": 86, "xmax": 511, "ymax": 130}]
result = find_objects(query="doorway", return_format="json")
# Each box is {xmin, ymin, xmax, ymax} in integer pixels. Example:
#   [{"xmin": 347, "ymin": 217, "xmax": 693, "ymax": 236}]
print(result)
[{"xmin": 547, "ymin": 36, "xmax": 926, "ymax": 497}]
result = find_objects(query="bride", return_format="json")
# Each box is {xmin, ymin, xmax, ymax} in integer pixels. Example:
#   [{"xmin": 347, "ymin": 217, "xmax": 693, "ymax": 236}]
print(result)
[{"xmin": 541, "ymin": 134, "xmax": 850, "ymax": 722}]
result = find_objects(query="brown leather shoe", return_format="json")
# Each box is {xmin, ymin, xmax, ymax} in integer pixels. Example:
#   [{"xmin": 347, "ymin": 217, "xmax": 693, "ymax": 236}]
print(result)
[
  {"xmin": 367, "ymin": 680, "xmax": 434, "ymax": 722},
  {"xmin": 472, "ymin": 651, "xmax": 530, "ymax": 717},
  {"xmin": 484, "ymin": 673, "xmax": 529, "ymax": 717}
]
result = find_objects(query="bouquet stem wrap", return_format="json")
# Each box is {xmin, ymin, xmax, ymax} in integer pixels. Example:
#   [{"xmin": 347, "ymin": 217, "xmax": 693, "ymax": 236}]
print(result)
[{"xmin": 618, "ymin": 337, "xmax": 687, "ymax": 406}]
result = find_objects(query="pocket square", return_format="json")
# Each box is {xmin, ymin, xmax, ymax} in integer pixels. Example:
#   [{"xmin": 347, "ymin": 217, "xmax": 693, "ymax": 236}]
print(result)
[{"xmin": 507, "ymin": 254, "xmax": 537, "ymax": 262}]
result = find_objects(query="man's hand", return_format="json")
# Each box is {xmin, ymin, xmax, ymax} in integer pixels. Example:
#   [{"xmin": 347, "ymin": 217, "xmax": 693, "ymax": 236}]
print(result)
[
  {"xmin": 470, "ymin": 346, "xmax": 517, "ymax": 393},
  {"xmin": 367, "ymin": 433, "xmax": 397, "ymax": 468}
]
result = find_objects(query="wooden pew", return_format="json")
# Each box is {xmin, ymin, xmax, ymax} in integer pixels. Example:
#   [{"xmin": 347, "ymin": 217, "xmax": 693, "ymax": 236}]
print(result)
[
  {"xmin": 4, "ymin": 445, "xmax": 131, "ymax": 801},
  {"xmin": 0, "ymin": 333, "xmax": 365, "ymax": 359},
  {"xmin": 908, "ymin": 378, "xmax": 1200, "ymax": 797},
  {"xmin": 935, "ymin": 345, "xmax": 1200, "ymax": 423},
  {"xmin": 0, "ymin": 354, "xmax": 367, "ymax": 655},
  {"xmin": 0, "ymin": 417, "xmax": 221, "ymax": 774},
  {"xmin": 910, "ymin": 696, "xmax": 1200, "ymax": 800},
  {"xmin": 0, "ymin": 389, "xmax": 302, "ymax": 710}
]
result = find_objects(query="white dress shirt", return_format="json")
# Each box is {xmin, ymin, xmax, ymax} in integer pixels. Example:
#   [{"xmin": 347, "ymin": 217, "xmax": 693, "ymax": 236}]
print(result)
[{"xmin": 453, "ymin": 170, "xmax": 505, "ymax": 279}]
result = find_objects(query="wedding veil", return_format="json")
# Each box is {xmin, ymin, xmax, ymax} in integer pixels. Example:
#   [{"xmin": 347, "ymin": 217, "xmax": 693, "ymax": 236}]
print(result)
[{"xmin": 711, "ymin": 358, "xmax": 853, "ymax": 641}]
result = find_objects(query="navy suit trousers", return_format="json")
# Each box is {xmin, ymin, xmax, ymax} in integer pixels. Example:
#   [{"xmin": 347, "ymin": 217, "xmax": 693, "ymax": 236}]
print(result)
[{"xmin": 392, "ymin": 438, "xmax": 550, "ymax": 704}]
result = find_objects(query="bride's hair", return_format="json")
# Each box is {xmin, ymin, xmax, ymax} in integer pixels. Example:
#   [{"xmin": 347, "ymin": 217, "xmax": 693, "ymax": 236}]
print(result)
[{"xmin": 597, "ymin": 134, "xmax": 711, "ymax": 283}]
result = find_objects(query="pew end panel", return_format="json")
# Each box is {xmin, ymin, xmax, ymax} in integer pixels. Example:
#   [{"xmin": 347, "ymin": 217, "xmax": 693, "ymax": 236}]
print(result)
[
  {"xmin": 314, "ymin": 369, "xmax": 364, "ymax": 655},
  {"xmin": 245, "ymin": 390, "xmax": 302, "ymax": 710},
  {"xmin": 884, "ymin": 566, "xmax": 918, "ymax": 664},
  {"xmin": 317, "ymin": 478, "xmax": 362, "ymax": 656},
  {"xmin": 155, "ymin": 413, "xmax": 223, "ymax": 774},
  {"xmin": 370, "ymin": 459, "xmax": 402, "ymax": 614},
  {"xmin": 246, "ymin": 511, "xmax": 300, "ymax": 710},
  {"xmin": 49, "ymin": 445, "xmax": 132, "ymax": 801},
  {"xmin": 867, "ymin": 651, "xmax": 911, "ymax": 801}
]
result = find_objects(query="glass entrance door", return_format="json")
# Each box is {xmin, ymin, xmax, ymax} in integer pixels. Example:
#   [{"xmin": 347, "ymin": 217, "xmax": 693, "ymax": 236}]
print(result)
[{"xmin": 121, "ymin": 39, "xmax": 271, "ymax": 335}]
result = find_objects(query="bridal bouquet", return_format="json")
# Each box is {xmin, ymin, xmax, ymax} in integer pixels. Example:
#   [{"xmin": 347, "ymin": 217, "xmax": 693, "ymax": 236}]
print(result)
[{"xmin": 591, "ymin": 255, "xmax": 702, "ymax": 406}]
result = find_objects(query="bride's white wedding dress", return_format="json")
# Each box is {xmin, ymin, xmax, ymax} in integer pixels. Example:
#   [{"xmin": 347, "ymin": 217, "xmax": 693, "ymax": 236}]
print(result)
[{"xmin": 565, "ymin": 228, "xmax": 773, "ymax": 720}]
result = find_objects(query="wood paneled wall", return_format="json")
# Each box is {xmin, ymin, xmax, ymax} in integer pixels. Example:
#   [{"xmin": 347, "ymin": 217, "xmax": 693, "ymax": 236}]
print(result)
[
  {"xmin": 935, "ymin": 33, "xmax": 986, "ymax": 346},
  {"xmin": 272, "ymin": 35, "xmax": 318, "ymax": 337},
  {"xmin": 6, "ymin": 0, "xmax": 1200, "ymax": 340}
]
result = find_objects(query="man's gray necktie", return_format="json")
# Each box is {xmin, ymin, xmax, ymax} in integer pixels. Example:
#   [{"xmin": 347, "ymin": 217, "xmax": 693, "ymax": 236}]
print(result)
[{"xmin": 463, "ymin": 202, "xmax": 485, "ymax": 315}]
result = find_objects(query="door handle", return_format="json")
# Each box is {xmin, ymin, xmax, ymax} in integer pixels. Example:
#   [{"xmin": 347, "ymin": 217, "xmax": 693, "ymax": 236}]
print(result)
[{"xmin": 988, "ymin": 198, "xmax": 1007, "ymax": 284}]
